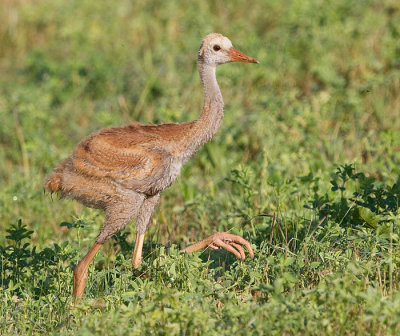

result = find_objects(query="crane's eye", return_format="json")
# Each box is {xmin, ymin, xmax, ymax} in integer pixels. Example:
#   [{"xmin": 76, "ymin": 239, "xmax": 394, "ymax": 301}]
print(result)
[{"xmin": 213, "ymin": 45, "xmax": 221, "ymax": 51}]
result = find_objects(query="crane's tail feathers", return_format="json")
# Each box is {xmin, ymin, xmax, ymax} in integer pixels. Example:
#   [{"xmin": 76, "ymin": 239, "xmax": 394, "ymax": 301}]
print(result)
[
  {"xmin": 44, "ymin": 159, "xmax": 68, "ymax": 194},
  {"xmin": 44, "ymin": 173, "xmax": 62, "ymax": 194}
]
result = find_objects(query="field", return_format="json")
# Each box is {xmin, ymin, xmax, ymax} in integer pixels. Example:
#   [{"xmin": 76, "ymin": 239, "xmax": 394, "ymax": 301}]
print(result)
[{"xmin": 1, "ymin": 0, "xmax": 400, "ymax": 334}]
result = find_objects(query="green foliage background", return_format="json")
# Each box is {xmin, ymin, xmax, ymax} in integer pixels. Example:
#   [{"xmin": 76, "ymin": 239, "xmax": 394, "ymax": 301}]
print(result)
[{"xmin": 1, "ymin": 0, "xmax": 400, "ymax": 334}]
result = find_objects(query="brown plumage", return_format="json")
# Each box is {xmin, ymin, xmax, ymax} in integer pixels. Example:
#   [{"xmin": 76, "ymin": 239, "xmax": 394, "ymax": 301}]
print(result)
[{"xmin": 45, "ymin": 33, "xmax": 259, "ymax": 299}]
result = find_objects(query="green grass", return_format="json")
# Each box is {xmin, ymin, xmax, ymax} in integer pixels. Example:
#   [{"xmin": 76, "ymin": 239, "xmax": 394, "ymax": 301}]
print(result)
[{"xmin": 1, "ymin": 0, "xmax": 400, "ymax": 334}]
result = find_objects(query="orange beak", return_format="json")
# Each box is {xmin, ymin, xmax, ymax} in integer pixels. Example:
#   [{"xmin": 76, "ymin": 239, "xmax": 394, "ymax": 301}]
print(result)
[{"xmin": 227, "ymin": 47, "xmax": 259, "ymax": 64}]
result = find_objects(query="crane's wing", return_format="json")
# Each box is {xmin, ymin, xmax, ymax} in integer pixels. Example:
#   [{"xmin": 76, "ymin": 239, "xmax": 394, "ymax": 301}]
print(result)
[{"xmin": 71, "ymin": 123, "xmax": 176, "ymax": 193}]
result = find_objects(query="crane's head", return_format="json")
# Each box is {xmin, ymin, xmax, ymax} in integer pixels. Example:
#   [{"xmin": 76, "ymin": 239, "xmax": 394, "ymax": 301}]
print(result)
[{"xmin": 198, "ymin": 33, "xmax": 259, "ymax": 66}]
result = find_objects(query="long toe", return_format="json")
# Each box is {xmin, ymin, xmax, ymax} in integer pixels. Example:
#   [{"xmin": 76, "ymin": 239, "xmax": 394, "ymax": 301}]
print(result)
[
  {"xmin": 214, "ymin": 232, "xmax": 254, "ymax": 259},
  {"xmin": 213, "ymin": 238, "xmax": 243, "ymax": 259},
  {"xmin": 230, "ymin": 242, "xmax": 246, "ymax": 260},
  {"xmin": 180, "ymin": 231, "xmax": 254, "ymax": 260}
]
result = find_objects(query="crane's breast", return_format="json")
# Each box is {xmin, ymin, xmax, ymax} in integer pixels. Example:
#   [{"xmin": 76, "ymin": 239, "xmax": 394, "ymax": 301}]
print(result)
[
  {"xmin": 167, "ymin": 159, "xmax": 183, "ymax": 185},
  {"xmin": 145, "ymin": 156, "xmax": 183, "ymax": 193}
]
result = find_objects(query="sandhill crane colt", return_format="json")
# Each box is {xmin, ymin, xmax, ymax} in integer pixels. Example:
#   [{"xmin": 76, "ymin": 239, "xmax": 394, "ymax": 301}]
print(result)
[{"xmin": 45, "ymin": 33, "xmax": 258, "ymax": 299}]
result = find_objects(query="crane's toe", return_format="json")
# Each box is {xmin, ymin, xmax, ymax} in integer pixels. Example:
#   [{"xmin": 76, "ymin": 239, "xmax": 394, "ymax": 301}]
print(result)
[
  {"xmin": 213, "ymin": 238, "xmax": 243, "ymax": 259},
  {"xmin": 230, "ymin": 242, "xmax": 246, "ymax": 260},
  {"xmin": 180, "ymin": 231, "xmax": 254, "ymax": 260},
  {"xmin": 211, "ymin": 232, "xmax": 253, "ymax": 260}
]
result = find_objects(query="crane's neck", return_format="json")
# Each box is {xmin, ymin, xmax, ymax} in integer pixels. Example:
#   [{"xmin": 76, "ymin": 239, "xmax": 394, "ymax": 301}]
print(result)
[{"xmin": 182, "ymin": 61, "xmax": 224, "ymax": 158}]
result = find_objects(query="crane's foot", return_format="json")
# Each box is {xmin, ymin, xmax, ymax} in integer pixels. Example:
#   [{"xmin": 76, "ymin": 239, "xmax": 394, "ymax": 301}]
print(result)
[{"xmin": 180, "ymin": 232, "xmax": 254, "ymax": 260}]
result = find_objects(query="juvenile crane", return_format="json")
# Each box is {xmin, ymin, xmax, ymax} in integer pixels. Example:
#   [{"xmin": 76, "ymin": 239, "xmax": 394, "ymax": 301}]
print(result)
[{"xmin": 45, "ymin": 33, "xmax": 258, "ymax": 299}]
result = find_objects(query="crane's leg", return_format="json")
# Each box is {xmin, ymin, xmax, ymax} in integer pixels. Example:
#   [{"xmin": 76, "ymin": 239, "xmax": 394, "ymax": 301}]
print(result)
[
  {"xmin": 132, "ymin": 232, "xmax": 145, "ymax": 268},
  {"xmin": 180, "ymin": 232, "xmax": 254, "ymax": 260},
  {"xmin": 73, "ymin": 194, "xmax": 145, "ymax": 299},
  {"xmin": 72, "ymin": 243, "xmax": 102, "ymax": 299},
  {"xmin": 132, "ymin": 194, "xmax": 160, "ymax": 268}
]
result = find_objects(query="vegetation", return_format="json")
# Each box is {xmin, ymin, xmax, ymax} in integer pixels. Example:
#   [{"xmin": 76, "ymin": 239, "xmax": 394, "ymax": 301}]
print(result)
[{"xmin": 1, "ymin": 0, "xmax": 400, "ymax": 334}]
